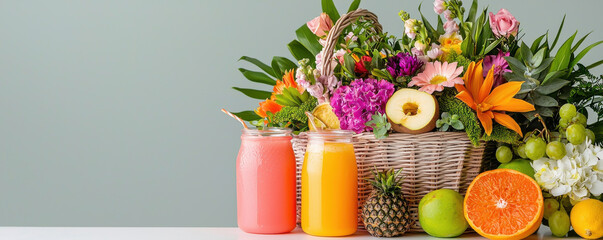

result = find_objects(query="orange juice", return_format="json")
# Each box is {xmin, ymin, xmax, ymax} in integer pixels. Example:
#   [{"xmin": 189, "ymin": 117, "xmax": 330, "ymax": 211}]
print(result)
[{"xmin": 301, "ymin": 130, "xmax": 357, "ymax": 236}]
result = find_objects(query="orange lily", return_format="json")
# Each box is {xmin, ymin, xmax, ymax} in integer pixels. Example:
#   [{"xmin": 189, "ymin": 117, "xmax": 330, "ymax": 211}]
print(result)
[
  {"xmin": 255, "ymin": 69, "xmax": 303, "ymax": 119},
  {"xmin": 455, "ymin": 61, "xmax": 535, "ymax": 137},
  {"xmin": 254, "ymin": 99, "xmax": 282, "ymax": 118},
  {"xmin": 272, "ymin": 70, "xmax": 304, "ymax": 97}
]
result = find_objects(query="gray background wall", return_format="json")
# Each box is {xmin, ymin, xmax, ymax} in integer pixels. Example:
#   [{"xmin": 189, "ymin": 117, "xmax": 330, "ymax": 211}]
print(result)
[{"xmin": 0, "ymin": 0, "xmax": 601, "ymax": 227}]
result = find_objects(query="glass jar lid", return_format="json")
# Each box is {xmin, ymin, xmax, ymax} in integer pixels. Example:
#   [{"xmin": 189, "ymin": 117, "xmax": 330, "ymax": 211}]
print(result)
[
  {"xmin": 306, "ymin": 129, "xmax": 354, "ymax": 142},
  {"xmin": 242, "ymin": 128, "xmax": 292, "ymax": 137}
]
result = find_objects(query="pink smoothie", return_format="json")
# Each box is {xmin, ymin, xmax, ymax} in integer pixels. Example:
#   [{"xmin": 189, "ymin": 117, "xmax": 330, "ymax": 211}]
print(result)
[{"xmin": 236, "ymin": 130, "xmax": 296, "ymax": 234}]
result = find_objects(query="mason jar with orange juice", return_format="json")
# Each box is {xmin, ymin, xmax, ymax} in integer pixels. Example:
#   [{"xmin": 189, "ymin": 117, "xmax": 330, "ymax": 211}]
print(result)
[{"xmin": 301, "ymin": 130, "xmax": 358, "ymax": 236}]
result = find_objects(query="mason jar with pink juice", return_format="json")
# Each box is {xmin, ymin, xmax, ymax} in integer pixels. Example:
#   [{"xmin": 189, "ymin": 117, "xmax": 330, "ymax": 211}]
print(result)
[{"xmin": 236, "ymin": 128, "xmax": 297, "ymax": 234}]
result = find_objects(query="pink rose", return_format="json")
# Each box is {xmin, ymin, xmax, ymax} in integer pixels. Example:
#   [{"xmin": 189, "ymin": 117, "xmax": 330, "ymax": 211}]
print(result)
[
  {"xmin": 489, "ymin": 9, "xmax": 519, "ymax": 38},
  {"xmin": 307, "ymin": 13, "xmax": 333, "ymax": 38},
  {"xmin": 444, "ymin": 20, "xmax": 459, "ymax": 34},
  {"xmin": 433, "ymin": 0, "xmax": 446, "ymax": 14}
]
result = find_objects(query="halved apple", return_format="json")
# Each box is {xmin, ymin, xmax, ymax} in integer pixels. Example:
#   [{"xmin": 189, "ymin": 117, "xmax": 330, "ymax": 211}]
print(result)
[{"xmin": 385, "ymin": 88, "xmax": 439, "ymax": 134}]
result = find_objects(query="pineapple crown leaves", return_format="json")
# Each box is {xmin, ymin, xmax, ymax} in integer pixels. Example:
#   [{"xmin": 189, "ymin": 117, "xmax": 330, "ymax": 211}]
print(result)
[{"xmin": 368, "ymin": 168, "xmax": 404, "ymax": 197}]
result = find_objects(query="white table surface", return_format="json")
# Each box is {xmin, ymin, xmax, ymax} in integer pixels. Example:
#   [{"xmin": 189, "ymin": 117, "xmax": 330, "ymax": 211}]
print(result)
[
  {"xmin": 0, "ymin": 226, "xmax": 583, "ymax": 240},
  {"xmin": 0, "ymin": 227, "xmax": 579, "ymax": 240}
]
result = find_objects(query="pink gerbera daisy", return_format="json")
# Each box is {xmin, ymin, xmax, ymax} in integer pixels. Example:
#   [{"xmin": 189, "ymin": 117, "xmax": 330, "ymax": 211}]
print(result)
[{"xmin": 408, "ymin": 61, "xmax": 464, "ymax": 94}]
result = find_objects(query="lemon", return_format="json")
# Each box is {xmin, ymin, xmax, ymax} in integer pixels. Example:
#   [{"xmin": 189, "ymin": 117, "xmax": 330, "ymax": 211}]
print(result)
[
  {"xmin": 309, "ymin": 103, "xmax": 340, "ymax": 131},
  {"xmin": 570, "ymin": 199, "xmax": 603, "ymax": 239}
]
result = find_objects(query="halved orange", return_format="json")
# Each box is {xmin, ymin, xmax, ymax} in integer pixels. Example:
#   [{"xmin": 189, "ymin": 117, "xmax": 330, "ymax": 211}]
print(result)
[{"xmin": 464, "ymin": 169, "xmax": 543, "ymax": 240}]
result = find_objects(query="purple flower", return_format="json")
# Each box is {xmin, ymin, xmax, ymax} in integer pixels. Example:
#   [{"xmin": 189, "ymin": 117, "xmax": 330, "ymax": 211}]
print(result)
[
  {"xmin": 483, "ymin": 50, "xmax": 512, "ymax": 88},
  {"xmin": 330, "ymin": 79, "xmax": 395, "ymax": 133},
  {"xmin": 386, "ymin": 52, "xmax": 424, "ymax": 78}
]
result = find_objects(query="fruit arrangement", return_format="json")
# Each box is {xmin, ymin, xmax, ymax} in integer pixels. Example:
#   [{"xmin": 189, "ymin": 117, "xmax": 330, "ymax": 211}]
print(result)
[
  {"xmin": 232, "ymin": 0, "xmax": 603, "ymax": 145},
  {"xmin": 227, "ymin": 0, "xmax": 603, "ymax": 238}
]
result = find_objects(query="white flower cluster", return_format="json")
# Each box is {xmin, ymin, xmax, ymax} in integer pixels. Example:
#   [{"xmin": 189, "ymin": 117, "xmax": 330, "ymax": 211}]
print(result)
[{"xmin": 532, "ymin": 140, "xmax": 603, "ymax": 205}]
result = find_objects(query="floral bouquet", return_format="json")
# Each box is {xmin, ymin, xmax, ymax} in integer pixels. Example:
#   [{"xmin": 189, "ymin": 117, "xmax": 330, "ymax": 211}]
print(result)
[{"xmin": 231, "ymin": 0, "xmax": 603, "ymax": 237}]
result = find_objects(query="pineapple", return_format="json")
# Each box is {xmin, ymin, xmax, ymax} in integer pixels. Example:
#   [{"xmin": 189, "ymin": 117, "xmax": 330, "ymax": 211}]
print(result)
[{"xmin": 361, "ymin": 168, "xmax": 412, "ymax": 237}]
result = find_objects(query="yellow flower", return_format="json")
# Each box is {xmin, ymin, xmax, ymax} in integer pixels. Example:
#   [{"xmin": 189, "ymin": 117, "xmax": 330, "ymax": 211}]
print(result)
[{"xmin": 439, "ymin": 32, "xmax": 463, "ymax": 59}]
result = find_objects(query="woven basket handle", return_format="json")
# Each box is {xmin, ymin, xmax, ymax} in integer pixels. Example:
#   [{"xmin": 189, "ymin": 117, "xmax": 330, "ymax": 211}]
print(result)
[{"xmin": 320, "ymin": 9, "xmax": 383, "ymax": 76}]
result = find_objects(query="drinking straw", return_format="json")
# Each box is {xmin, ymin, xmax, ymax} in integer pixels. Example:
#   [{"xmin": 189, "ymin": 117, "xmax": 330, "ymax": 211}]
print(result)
[{"xmin": 221, "ymin": 108, "xmax": 249, "ymax": 129}]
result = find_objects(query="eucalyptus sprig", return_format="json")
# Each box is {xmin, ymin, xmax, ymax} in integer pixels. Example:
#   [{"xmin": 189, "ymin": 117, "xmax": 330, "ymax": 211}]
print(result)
[
  {"xmin": 436, "ymin": 112, "xmax": 464, "ymax": 131},
  {"xmin": 366, "ymin": 112, "xmax": 391, "ymax": 139}
]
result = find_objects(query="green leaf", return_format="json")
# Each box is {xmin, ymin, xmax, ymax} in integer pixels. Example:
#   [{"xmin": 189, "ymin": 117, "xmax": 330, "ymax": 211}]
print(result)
[
  {"xmin": 531, "ymin": 34, "xmax": 547, "ymax": 53},
  {"xmin": 520, "ymin": 42, "xmax": 534, "ymax": 65},
  {"xmin": 232, "ymin": 111, "xmax": 262, "ymax": 121},
  {"xmin": 475, "ymin": 20, "xmax": 487, "ymax": 55},
  {"xmin": 239, "ymin": 56, "xmax": 277, "ymax": 78},
  {"xmin": 287, "ymin": 87, "xmax": 304, "ymax": 104},
  {"xmin": 587, "ymin": 59, "xmax": 603, "ymax": 69},
  {"xmin": 299, "ymin": 91, "xmax": 310, "ymax": 102},
  {"xmin": 287, "ymin": 40, "xmax": 315, "ymax": 62},
  {"xmin": 271, "ymin": 56, "xmax": 297, "ymax": 78},
  {"xmin": 347, "ymin": 0, "xmax": 361, "ymax": 12},
  {"xmin": 275, "ymin": 94, "xmax": 295, "ymax": 106},
  {"xmin": 464, "ymin": 35, "xmax": 474, "ymax": 59},
  {"xmin": 371, "ymin": 69, "xmax": 393, "ymax": 81},
  {"xmin": 483, "ymin": 38, "xmax": 503, "ymax": 56},
  {"xmin": 539, "ymin": 107, "xmax": 555, "ymax": 117},
  {"xmin": 296, "ymin": 25, "xmax": 323, "ymax": 55},
  {"xmin": 522, "ymin": 111, "xmax": 537, "ymax": 121},
  {"xmin": 437, "ymin": 16, "xmax": 444, "ymax": 34},
  {"xmin": 473, "ymin": 9, "xmax": 487, "ymax": 40},
  {"xmin": 418, "ymin": 3, "xmax": 438, "ymax": 39},
  {"xmin": 549, "ymin": 31, "xmax": 576, "ymax": 73},
  {"xmin": 271, "ymin": 59, "xmax": 283, "ymax": 77},
  {"xmin": 536, "ymin": 78, "xmax": 570, "ymax": 95},
  {"xmin": 531, "ymin": 58, "xmax": 554, "ymax": 77},
  {"xmin": 571, "ymin": 32, "xmax": 592, "ymax": 53},
  {"xmin": 533, "ymin": 93, "xmax": 559, "ymax": 107},
  {"xmin": 541, "ymin": 70, "xmax": 565, "ymax": 85},
  {"xmin": 569, "ymin": 40, "xmax": 603, "ymax": 71},
  {"xmin": 505, "ymin": 57, "xmax": 527, "ymax": 73},
  {"xmin": 232, "ymin": 87, "xmax": 272, "ymax": 100},
  {"xmin": 276, "ymin": 88, "xmax": 302, "ymax": 106},
  {"xmin": 466, "ymin": 0, "xmax": 478, "ymax": 22},
  {"xmin": 517, "ymin": 79, "xmax": 536, "ymax": 94},
  {"xmin": 550, "ymin": 15, "xmax": 566, "ymax": 50},
  {"xmin": 343, "ymin": 53, "xmax": 356, "ymax": 76},
  {"xmin": 451, "ymin": 120, "xmax": 464, "ymax": 130},
  {"xmin": 321, "ymin": 0, "xmax": 340, "ymax": 22},
  {"xmin": 238, "ymin": 68, "xmax": 276, "ymax": 85},
  {"xmin": 371, "ymin": 50, "xmax": 380, "ymax": 69},
  {"xmin": 523, "ymin": 107, "xmax": 554, "ymax": 120},
  {"xmin": 531, "ymin": 47, "xmax": 546, "ymax": 67}
]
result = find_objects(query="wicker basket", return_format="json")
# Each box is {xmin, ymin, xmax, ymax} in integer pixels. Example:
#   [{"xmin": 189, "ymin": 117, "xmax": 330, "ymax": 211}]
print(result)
[{"xmin": 293, "ymin": 9, "xmax": 496, "ymax": 232}]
